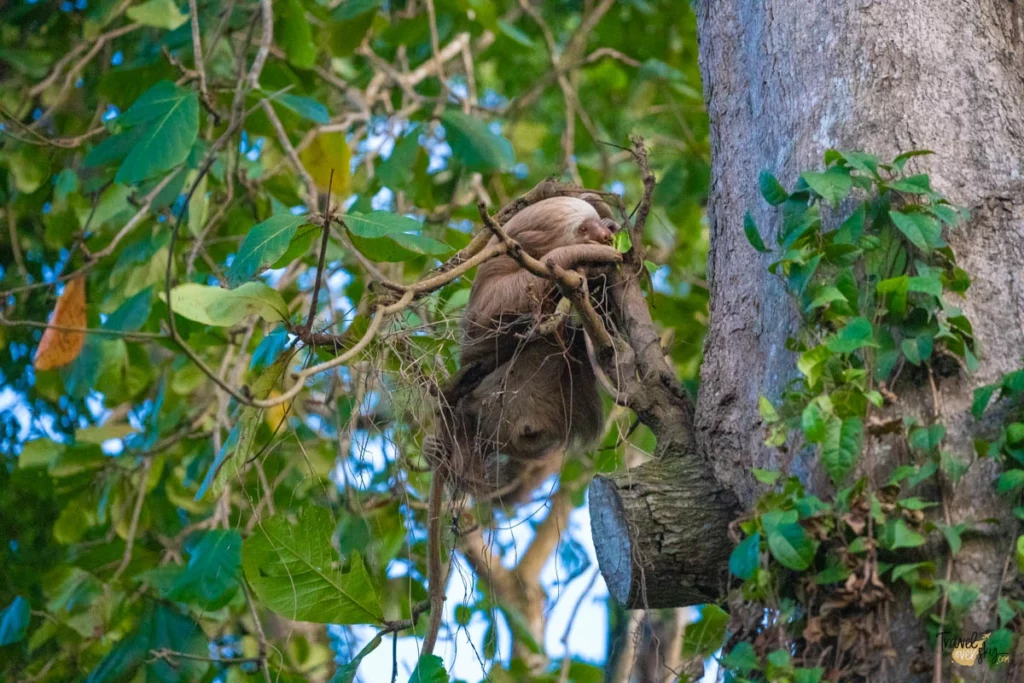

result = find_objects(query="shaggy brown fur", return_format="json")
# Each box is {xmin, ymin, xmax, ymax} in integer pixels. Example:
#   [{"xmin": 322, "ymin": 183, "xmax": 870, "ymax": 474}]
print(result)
[{"xmin": 429, "ymin": 197, "xmax": 621, "ymax": 505}]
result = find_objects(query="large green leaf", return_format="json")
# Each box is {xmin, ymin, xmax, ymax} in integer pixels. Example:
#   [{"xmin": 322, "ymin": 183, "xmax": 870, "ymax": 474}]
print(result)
[
  {"xmin": 889, "ymin": 210, "xmax": 944, "ymax": 251},
  {"xmin": 243, "ymin": 508, "xmax": 383, "ymax": 624},
  {"xmin": 166, "ymin": 282, "xmax": 289, "ymax": 326},
  {"xmin": 680, "ymin": 604, "xmax": 729, "ymax": 658},
  {"xmin": 227, "ymin": 214, "xmax": 310, "ymax": 287},
  {"xmin": 344, "ymin": 211, "xmax": 450, "ymax": 262},
  {"xmin": 440, "ymin": 109, "xmax": 514, "ymax": 173},
  {"xmin": 115, "ymin": 81, "xmax": 199, "ymax": 184}
]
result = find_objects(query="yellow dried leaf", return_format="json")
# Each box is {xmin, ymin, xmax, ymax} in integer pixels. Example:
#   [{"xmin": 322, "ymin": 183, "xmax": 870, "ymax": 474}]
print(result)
[
  {"xmin": 299, "ymin": 132, "xmax": 351, "ymax": 195},
  {"xmin": 34, "ymin": 275, "xmax": 87, "ymax": 371},
  {"xmin": 264, "ymin": 390, "xmax": 290, "ymax": 431}
]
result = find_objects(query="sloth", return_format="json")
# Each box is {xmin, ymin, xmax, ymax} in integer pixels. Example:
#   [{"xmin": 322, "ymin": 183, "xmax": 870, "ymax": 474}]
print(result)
[{"xmin": 429, "ymin": 196, "xmax": 622, "ymax": 505}]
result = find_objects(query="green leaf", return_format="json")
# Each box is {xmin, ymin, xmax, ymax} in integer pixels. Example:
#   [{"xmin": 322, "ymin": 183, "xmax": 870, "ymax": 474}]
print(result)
[
  {"xmin": 722, "ymin": 642, "xmax": 759, "ymax": 672},
  {"xmin": 681, "ymin": 604, "xmax": 729, "ymax": 658},
  {"xmin": 892, "ymin": 149, "xmax": 934, "ymax": 171},
  {"xmin": 19, "ymin": 439, "xmax": 64, "ymax": 468},
  {"xmin": 794, "ymin": 667, "xmax": 825, "ymax": 683},
  {"xmin": 729, "ymin": 533, "xmax": 760, "ymax": 580},
  {"xmin": 888, "ymin": 174, "xmax": 933, "ymax": 195},
  {"xmin": 753, "ymin": 468, "xmax": 780, "ymax": 485},
  {"xmin": 345, "ymin": 211, "xmax": 450, "ymax": 262},
  {"xmin": 1017, "ymin": 536, "xmax": 1024, "ymax": 575},
  {"xmin": 938, "ymin": 524, "xmax": 963, "ymax": 555},
  {"xmin": 889, "ymin": 210, "xmax": 944, "ymax": 251},
  {"xmin": 885, "ymin": 519, "xmax": 926, "ymax": 550},
  {"xmin": 909, "ymin": 424, "xmax": 945, "ymax": 452},
  {"xmin": 166, "ymin": 282, "xmax": 289, "ymax": 326},
  {"xmin": 940, "ymin": 451, "xmax": 969, "ymax": 484},
  {"xmin": 409, "ymin": 654, "xmax": 449, "ymax": 683},
  {"xmin": 801, "ymin": 401, "xmax": 830, "ymax": 444},
  {"xmin": 0, "ymin": 596, "xmax": 30, "ymax": 646},
  {"xmin": 243, "ymin": 508, "xmax": 383, "ymax": 624},
  {"xmin": 275, "ymin": 94, "xmax": 329, "ymax": 124},
  {"xmin": 877, "ymin": 275, "xmax": 909, "ymax": 318},
  {"xmin": 440, "ymin": 110, "xmax": 514, "ymax": 173},
  {"xmin": 743, "ymin": 212, "xmax": 769, "ymax": 252},
  {"xmin": 997, "ymin": 469, "xmax": 1024, "ymax": 495},
  {"xmin": 333, "ymin": 633, "xmax": 384, "ymax": 683},
  {"xmin": 103, "ymin": 287, "xmax": 152, "ymax": 332},
  {"xmin": 115, "ymin": 81, "xmax": 199, "ymax": 184},
  {"xmin": 166, "ymin": 530, "xmax": 242, "ymax": 610},
  {"xmin": 801, "ymin": 167, "xmax": 853, "ymax": 206},
  {"xmin": 822, "ymin": 417, "xmax": 862, "ymax": 484},
  {"xmin": 834, "ymin": 150, "xmax": 879, "ymax": 176},
  {"xmin": 126, "ymin": 0, "xmax": 189, "ymax": 29},
  {"xmin": 758, "ymin": 396, "xmax": 779, "ymax": 423},
  {"xmin": 827, "ymin": 317, "xmax": 876, "ymax": 356},
  {"xmin": 807, "ymin": 285, "xmax": 847, "ymax": 310},
  {"xmin": 1006, "ymin": 423, "xmax": 1024, "ymax": 446},
  {"xmin": 901, "ymin": 336, "xmax": 933, "ymax": 365},
  {"xmin": 276, "ymin": 0, "xmax": 317, "ymax": 69},
  {"xmin": 87, "ymin": 603, "xmax": 207, "ymax": 683},
  {"xmin": 826, "ymin": 317, "xmax": 877, "ymax": 353},
  {"xmin": 908, "ymin": 274, "xmax": 942, "ymax": 296},
  {"xmin": 911, "ymin": 585, "xmax": 940, "ymax": 617},
  {"xmin": 762, "ymin": 511, "xmax": 818, "ymax": 570},
  {"xmin": 228, "ymin": 214, "xmax": 310, "ymax": 287},
  {"xmin": 759, "ymin": 171, "xmax": 788, "ymax": 205}
]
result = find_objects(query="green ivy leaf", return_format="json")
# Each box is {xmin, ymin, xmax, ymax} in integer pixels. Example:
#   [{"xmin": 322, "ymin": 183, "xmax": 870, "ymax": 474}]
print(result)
[
  {"xmin": 801, "ymin": 167, "xmax": 853, "ymax": 206},
  {"xmin": 822, "ymin": 417, "xmax": 862, "ymax": 484},
  {"xmin": 166, "ymin": 282, "xmax": 289, "ymax": 326},
  {"xmin": 115, "ymin": 81, "xmax": 199, "ymax": 184},
  {"xmin": 729, "ymin": 532, "xmax": 760, "ymax": 580},
  {"xmin": 892, "ymin": 149, "xmax": 934, "ymax": 171},
  {"xmin": 228, "ymin": 214, "xmax": 310, "ymax": 287},
  {"xmin": 440, "ymin": 110, "xmax": 514, "ymax": 173},
  {"xmin": 743, "ymin": 212, "xmax": 769, "ymax": 252},
  {"xmin": 758, "ymin": 171, "xmax": 788, "ymax": 205},
  {"xmin": 680, "ymin": 604, "xmax": 729, "ymax": 658},
  {"xmin": 1016, "ymin": 536, "xmax": 1024, "ymax": 575},
  {"xmin": 901, "ymin": 335, "xmax": 933, "ymax": 365},
  {"xmin": 884, "ymin": 519, "xmax": 925, "ymax": 550},
  {"xmin": 889, "ymin": 210, "xmax": 944, "ymax": 251},
  {"xmin": 762, "ymin": 511, "xmax": 818, "ymax": 570},
  {"xmin": 722, "ymin": 642, "xmax": 759, "ymax": 672},
  {"xmin": 758, "ymin": 396, "xmax": 779, "ymax": 423},
  {"xmin": 997, "ymin": 470, "xmax": 1024, "ymax": 495},
  {"xmin": 126, "ymin": 0, "xmax": 189, "ymax": 30},
  {"xmin": 826, "ymin": 317, "xmax": 877, "ymax": 353},
  {"xmin": 888, "ymin": 174, "xmax": 933, "ymax": 195},
  {"xmin": 243, "ymin": 508, "xmax": 383, "ymax": 624},
  {"xmin": 970, "ymin": 382, "xmax": 995, "ymax": 419}
]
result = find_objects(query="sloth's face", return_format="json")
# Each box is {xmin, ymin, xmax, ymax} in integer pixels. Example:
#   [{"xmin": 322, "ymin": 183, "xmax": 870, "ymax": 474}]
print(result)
[{"xmin": 575, "ymin": 217, "xmax": 616, "ymax": 245}]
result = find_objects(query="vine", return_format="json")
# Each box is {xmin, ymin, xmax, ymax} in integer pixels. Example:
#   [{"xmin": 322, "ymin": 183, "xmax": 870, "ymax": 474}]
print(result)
[{"xmin": 707, "ymin": 149, "xmax": 1020, "ymax": 681}]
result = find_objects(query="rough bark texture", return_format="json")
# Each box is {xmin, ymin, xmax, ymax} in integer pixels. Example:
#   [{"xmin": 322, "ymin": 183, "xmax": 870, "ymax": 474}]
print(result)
[
  {"xmin": 692, "ymin": 1, "xmax": 1024, "ymax": 680},
  {"xmin": 591, "ymin": 451, "xmax": 736, "ymax": 608}
]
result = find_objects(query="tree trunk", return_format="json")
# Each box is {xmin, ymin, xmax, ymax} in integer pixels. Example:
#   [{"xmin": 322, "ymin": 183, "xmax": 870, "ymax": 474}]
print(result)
[
  {"xmin": 591, "ymin": 1, "xmax": 1024, "ymax": 680},
  {"xmin": 693, "ymin": 1, "xmax": 1022, "ymax": 680}
]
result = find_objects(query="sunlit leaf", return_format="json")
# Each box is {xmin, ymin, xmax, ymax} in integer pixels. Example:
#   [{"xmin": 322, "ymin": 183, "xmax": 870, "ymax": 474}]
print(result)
[
  {"xmin": 227, "ymin": 214, "xmax": 310, "ymax": 287},
  {"xmin": 165, "ymin": 282, "xmax": 289, "ymax": 326}
]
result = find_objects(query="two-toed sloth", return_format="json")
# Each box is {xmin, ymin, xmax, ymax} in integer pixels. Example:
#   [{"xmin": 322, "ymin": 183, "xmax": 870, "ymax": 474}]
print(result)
[{"xmin": 429, "ymin": 196, "xmax": 622, "ymax": 505}]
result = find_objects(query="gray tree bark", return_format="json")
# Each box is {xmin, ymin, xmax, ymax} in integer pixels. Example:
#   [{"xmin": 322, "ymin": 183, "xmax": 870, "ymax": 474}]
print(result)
[
  {"xmin": 695, "ymin": 1, "xmax": 1023, "ymax": 681},
  {"xmin": 592, "ymin": 1, "xmax": 1024, "ymax": 681}
]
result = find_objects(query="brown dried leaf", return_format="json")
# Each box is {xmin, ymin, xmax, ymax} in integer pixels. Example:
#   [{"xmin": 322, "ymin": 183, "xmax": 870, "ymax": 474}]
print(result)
[{"xmin": 34, "ymin": 275, "xmax": 87, "ymax": 371}]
